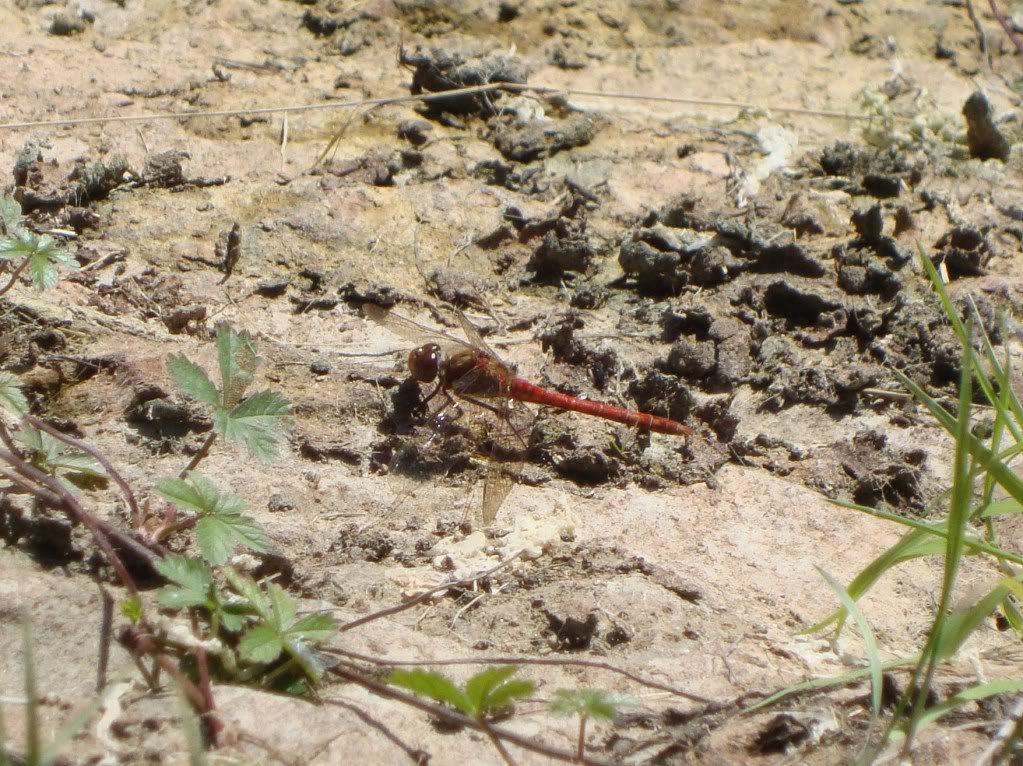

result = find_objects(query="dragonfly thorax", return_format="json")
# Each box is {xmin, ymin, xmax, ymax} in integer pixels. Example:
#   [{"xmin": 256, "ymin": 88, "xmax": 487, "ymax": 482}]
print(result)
[{"xmin": 408, "ymin": 343, "xmax": 443, "ymax": 383}]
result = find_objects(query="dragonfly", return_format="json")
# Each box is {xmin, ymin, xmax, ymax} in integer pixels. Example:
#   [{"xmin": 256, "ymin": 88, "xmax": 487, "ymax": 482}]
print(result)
[{"xmin": 363, "ymin": 303, "xmax": 691, "ymax": 523}]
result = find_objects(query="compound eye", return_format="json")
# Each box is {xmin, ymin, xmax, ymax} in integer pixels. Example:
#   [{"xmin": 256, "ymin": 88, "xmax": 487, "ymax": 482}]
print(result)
[{"xmin": 408, "ymin": 343, "xmax": 441, "ymax": 383}]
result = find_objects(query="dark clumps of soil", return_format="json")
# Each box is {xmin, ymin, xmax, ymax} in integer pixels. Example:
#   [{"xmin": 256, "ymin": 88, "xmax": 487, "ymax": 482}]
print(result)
[
  {"xmin": 543, "ymin": 609, "xmax": 599, "ymax": 650},
  {"xmin": 401, "ymin": 45, "xmax": 528, "ymax": 117},
  {"xmin": 490, "ymin": 114, "xmax": 596, "ymax": 162}
]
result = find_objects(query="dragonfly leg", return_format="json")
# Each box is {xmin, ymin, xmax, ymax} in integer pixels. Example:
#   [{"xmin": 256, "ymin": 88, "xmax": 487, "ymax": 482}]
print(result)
[{"xmin": 458, "ymin": 394, "xmax": 530, "ymax": 450}]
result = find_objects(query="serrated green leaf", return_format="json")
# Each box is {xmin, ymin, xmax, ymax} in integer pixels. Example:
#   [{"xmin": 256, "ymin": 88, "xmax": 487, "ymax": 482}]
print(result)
[
  {"xmin": 463, "ymin": 666, "xmax": 534, "ymax": 716},
  {"xmin": 238, "ymin": 624, "xmax": 283, "ymax": 664},
  {"xmin": 217, "ymin": 389, "xmax": 290, "ymax": 462},
  {"xmin": 0, "ymin": 196, "xmax": 22, "ymax": 234},
  {"xmin": 388, "ymin": 669, "xmax": 473, "ymax": 715},
  {"xmin": 224, "ymin": 568, "xmax": 271, "ymax": 619},
  {"xmin": 167, "ymin": 354, "xmax": 220, "ymax": 408},
  {"xmin": 157, "ymin": 474, "xmax": 244, "ymax": 516},
  {"xmin": 216, "ymin": 324, "xmax": 258, "ymax": 408},
  {"xmin": 549, "ymin": 689, "xmax": 633, "ymax": 720},
  {"xmin": 155, "ymin": 556, "xmax": 213, "ymax": 609},
  {"xmin": 465, "ymin": 665, "xmax": 520, "ymax": 714},
  {"xmin": 268, "ymin": 583, "xmax": 296, "ymax": 630},
  {"xmin": 196, "ymin": 513, "xmax": 267, "ymax": 566},
  {"xmin": 0, "ymin": 230, "xmax": 36, "ymax": 259},
  {"xmin": 289, "ymin": 613, "xmax": 337, "ymax": 643},
  {"xmin": 0, "ymin": 372, "xmax": 28, "ymax": 416},
  {"xmin": 28, "ymin": 247, "xmax": 66, "ymax": 291}
]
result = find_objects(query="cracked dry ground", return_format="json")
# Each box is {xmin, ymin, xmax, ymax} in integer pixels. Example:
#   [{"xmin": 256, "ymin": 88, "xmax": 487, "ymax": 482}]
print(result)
[{"xmin": 2, "ymin": 0, "xmax": 1023, "ymax": 763}]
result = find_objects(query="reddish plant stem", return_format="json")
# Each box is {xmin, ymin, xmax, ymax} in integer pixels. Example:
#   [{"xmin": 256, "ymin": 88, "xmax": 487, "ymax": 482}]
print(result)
[
  {"xmin": 989, "ymin": 0, "xmax": 1023, "ymax": 56},
  {"xmin": 25, "ymin": 415, "xmax": 143, "ymax": 530},
  {"xmin": 189, "ymin": 610, "xmax": 222, "ymax": 747},
  {"xmin": 0, "ymin": 256, "xmax": 30, "ymax": 297},
  {"xmin": 0, "ymin": 444, "xmax": 142, "ymax": 597},
  {"xmin": 179, "ymin": 432, "xmax": 217, "ymax": 479}
]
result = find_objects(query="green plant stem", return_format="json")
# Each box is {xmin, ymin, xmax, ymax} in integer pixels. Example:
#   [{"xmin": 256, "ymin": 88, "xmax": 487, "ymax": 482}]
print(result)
[
  {"xmin": 576, "ymin": 714, "xmax": 587, "ymax": 763},
  {"xmin": 0, "ymin": 257, "xmax": 29, "ymax": 297},
  {"xmin": 179, "ymin": 432, "xmax": 217, "ymax": 479}
]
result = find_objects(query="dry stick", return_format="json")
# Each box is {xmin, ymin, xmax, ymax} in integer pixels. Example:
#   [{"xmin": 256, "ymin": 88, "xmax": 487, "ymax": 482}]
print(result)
[
  {"xmin": 332, "ymin": 648, "xmax": 719, "ymax": 707},
  {"xmin": 0, "ymin": 449, "xmax": 159, "ymax": 567},
  {"xmin": 0, "ymin": 81, "xmax": 878, "ymax": 133},
  {"xmin": 96, "ymin": 584, "xmax": 114, "ymax": 693},
  {"xmin": 25, "ymin": 415, "xmax": 143, "ymax": 530},
  {"xmin": 0, "ymin": 257, "xmax": 30, "ymax": 297},
  {"xmin": 328, "ymin": 662, "xmax": 613, "ymax": 766},
  {"xmin": 0, "ymin": 446, "xmax": 144, "ymax": 595},
  {"xmin": 319, "ymin": 698, "xmax": 430, "ymax": 765},
  {"xmin": 989, "ymin": 0, "xmax": 1023, "ymax": 56},
  {"xmin": 337, "ymin": 549, "xmax": 526, "ymax": 633},
  {"xmin": 179, "ymin": 432, "xmax": 217, "ymax": 479},
  {"xmin": 964, "ymin": 0, "xmax": 992, "ymax": 68}
]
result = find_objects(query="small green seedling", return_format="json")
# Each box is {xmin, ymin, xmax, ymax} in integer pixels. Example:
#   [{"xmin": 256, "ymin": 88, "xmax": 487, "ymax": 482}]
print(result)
[
  {"xmin": 389, "ymin": 666, "xmax": 535, "ymax": 765},
  {"xmin": 389, "ymin": 665, "xmax": 536, "ymax": 721},
  {"xmin": 155, "ymin": 555, "xmax": 249, "ymax": 634},
  {"xmin": 156, "ymin": 474, "xmax": 267, "ymax": 565},
  {"xmin": 224, "ymin": 568, "xmax": 337, "ymax": 690},
  {"xmin": 168, "ymin": 324, "xmax": 290, "ymax": 469},
  {"xmin": 0, "ymin": 196, "xmax": 77, "ymax": 294},
  {"xmin": 550, "ymin": 688, "xmax": 635, "ymax": 762}
]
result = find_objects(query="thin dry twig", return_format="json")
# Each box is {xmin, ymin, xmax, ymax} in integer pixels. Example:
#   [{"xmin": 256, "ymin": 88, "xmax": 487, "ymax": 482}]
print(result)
[
  {"xmin": 320, "ymin": 698, "xmax": 430, "ymax": 765},
  {"xmin": 337, "ymin": 550, "xmax": 526, "ymax": 633},
  {"xmin": 0, "ymin": 82, "xmax": 878, "ymax": 133},
  {"xmin": 25, "ymin": 415, "xmax": 143, "ymax": 529},
  {"xmin": 989, "ymin": 0, "xmax": 1023, "ymax": 56},
  {"xmin": 0, "ymin": 257, "xmax": 30, "ymax": 296}
]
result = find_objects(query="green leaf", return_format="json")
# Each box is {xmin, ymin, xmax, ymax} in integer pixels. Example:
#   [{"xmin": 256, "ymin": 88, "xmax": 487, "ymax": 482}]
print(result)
[
  {"xmin": 14, "ymin": 426, "xmax": 104, "ymax": 479},
  {"xmin": 238, "ymin": 624, "xmax": 283, "ymax": 664},
  {"xmin": 464, "ymin": 666, "xmax": 534, "ymax": 717},
  {"xmin": 120, "ymin": 596, "xmax": 144, "ymax": 624},
  {"xmin": 196, "ymin": 513, "xmax": 267, "ymax": 566},
  {"xmin": 216, "ymin": 389, "xmax": 290, "ymax": 462},
  {"xmin": 816, "ymin": 566, "xmax": 883, "ymax": 720},
  {"xmin": 389, "ymin": 669, "xmax": 474, "ymax": 715},
  {"xmin": 267, "ymin": 583, "xmax": 297, "ymax": 630},
  {"xmin": 28, "ymin": 240, "xmax": 77, "ymax": 291},
  {"xmin": 911, "ymin": 679, "xmax": 1023, "ymax": 732},
  {"xmin": 549, "ymin": 689, "xmax": 634, "ymax": 720},
  {"xmin": 157, "ymin": 474, "xmax": 265, "ymax": 564},
  {"xmin": 224, "ymin": 568, "xmax": 271, "ymax": 620},
  {"xmin": 289, "ymin": 613, "xmax": 337, "ymax": 643},
  {"xmin": 155, "ymin": 555, "xmax": 213, "ymax": 609},
  {"xmin": 0, "ymin": 372, "xmax": 28, "ymax": 416},
  {"xmin": 167, "ymin": 354, "xmax": 220, "ymax": 408},
  {"xmin": 216, "ymin": 324, "xmax": 258, "ymax": 408},
  {"xmin": 0, "ymin": 196, "xmax": 23, "ymax": 233},
  {"xmin": 933, "ymin": 583, "xmax": 1010, "ymax": 661}
]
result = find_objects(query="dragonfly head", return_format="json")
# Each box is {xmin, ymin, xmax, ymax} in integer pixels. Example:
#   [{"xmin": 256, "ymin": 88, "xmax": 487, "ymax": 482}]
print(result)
[{"xmin": 408, "ymin": 343, "xmax": 442, "ymax": 383}]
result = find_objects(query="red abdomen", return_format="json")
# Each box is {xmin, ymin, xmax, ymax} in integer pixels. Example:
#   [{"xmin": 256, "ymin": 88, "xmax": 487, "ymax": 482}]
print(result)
[{"xmin": 507, "ymin": 378, "xmax": 691, "ymax": 436}]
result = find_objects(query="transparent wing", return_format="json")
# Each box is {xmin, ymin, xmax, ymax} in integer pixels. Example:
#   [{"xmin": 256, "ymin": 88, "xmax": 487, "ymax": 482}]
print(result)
[
  {"xmin": 363, "ymin": 303, "xmax": 474, "ymax": 350},
  {"xmin": 455, "ymin": 309, "xmax": 502, "ymax": 360}
]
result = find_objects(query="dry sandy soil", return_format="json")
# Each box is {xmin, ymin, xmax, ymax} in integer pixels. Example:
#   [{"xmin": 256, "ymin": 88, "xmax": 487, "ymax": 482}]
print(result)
[{"xmin": 2, "ymin": 0, "xmax": 1023, "ymax": 763}]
